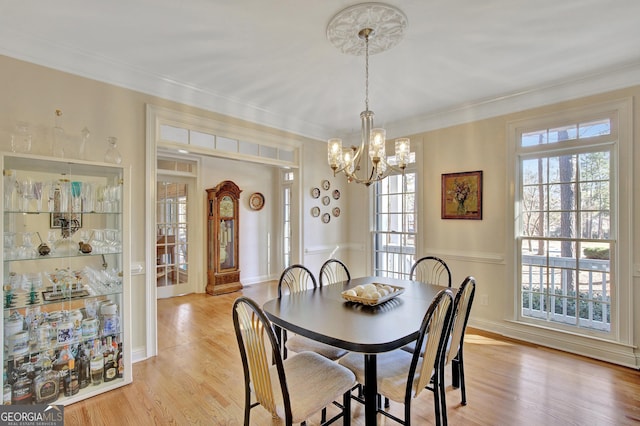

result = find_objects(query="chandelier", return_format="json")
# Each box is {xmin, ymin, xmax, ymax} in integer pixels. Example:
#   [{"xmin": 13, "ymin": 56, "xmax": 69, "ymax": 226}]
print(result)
[{"xmin": 326, "ymin": 3, "xmax": 411, "ymax": 186}]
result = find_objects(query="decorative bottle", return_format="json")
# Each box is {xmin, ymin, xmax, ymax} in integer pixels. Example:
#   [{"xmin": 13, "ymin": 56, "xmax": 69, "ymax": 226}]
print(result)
[
  {"xmin": 116, "ymin": 341, "xmax": 124, "ymax": 379},
  {"xmin": 12, "ymin": 368, "xmax": 33, "ymax": 405},
  {"xmin": 77, "ymin": 344, "xmax": 91, "ymax": 389},
  {"xmin": 90, "ymin": 341, "xmax": 104, "ymax": 386},
  {"xmin": 3, "ymin": 368, "xmax": 12, "ymax": 405},
  {"xmin": 103, "ymin": 336, "xmax": 116, "ymax": 383},
  {"xmin": 34, "ymin": 359, "xmax": 59, "ymax": 404},
  {"xmin": 63, "ymin": 358, "xmax": 79, "ymax": 396},
  {"xmin": 104, "ymin": 137, "xmax": 122, "ymax": 164}
]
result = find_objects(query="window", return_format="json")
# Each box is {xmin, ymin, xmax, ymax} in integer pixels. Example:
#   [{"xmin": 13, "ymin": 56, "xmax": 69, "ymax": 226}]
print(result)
[
  {"xmin": 373, "ymin": 155, "xmax": 416, "ymax": 279},
  {"xmin": 282, "ymin": 171, "xmax": 294, "ymax": 268},
  {"xmin": 156, "ymin": 180, "xmax": 189, "ymax": 289},
  {"xmin": 514, "ymin": 109, "xmax": 620, "ymax": 336}
]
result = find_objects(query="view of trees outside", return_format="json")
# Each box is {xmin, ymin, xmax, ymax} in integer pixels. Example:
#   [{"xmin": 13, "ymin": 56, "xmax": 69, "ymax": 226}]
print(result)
[
  {"xmin": 519, "ymin": 119, "xmax": 612, "ymax": 332},
  {"xmin": 374, "ymin": 171, "xmax": 416, "ymax": 279}
]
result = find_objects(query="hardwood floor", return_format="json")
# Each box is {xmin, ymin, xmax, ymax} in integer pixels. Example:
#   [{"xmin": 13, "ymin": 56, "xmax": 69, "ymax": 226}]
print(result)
[{"xmin": 64, "ymin": 281, "xmax": 640, "ymax": 425}]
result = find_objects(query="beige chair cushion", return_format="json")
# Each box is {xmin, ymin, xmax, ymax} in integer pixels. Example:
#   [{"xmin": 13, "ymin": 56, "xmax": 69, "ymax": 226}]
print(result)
[
  {"xmin": 286, "ymin": 335, "xmax": 348, "ymax": 360},
  {"xmin": 339, "ymin": 350, "xmax": 431, "ymax": 403},
  {"xmin": 271, "ymin": 351, "xmax": 356, "ymax": 423}
]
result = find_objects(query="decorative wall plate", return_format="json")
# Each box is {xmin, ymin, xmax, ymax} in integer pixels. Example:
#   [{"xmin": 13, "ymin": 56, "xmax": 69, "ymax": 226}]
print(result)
[
  {"xmin": 333, "ymin": 189, "xmax": 340, "ymax": 200},
  {"xmin": 332, "ymin": 207, "xmax": 341, "ymax": 217},
  {"xmin": 322, "ymin": 179, "xmax": 331, "ymax": 190},
  {"xmin": 311, "ymin": 206, "xmax": 320, "ymax": 217},
  {"xmin": 322, "ymin": 195, "xmax": 330, "ymax": 206},
  {"xmin": 311, "ymin": 187, "xmax": 321, "ymax": 198},
  {"xmin": 322, "ymin": 213, "xmax": 331, "ymax": 223},
  {"xmin": 249, "ymin": 192, "xmax": 265, "ymax": 210}
]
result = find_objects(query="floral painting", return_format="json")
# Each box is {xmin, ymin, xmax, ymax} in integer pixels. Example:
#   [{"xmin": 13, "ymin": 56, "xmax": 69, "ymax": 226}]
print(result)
[{"xmin": 441, "ymin": 171, "xmax": 482, "ymax": 219}]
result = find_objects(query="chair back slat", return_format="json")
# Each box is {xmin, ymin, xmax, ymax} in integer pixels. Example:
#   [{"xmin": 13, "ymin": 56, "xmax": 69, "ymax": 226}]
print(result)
[
  {"xmin": 410, "ymin": 256, "xmax": 452, "ymax": 287},
  {"xmin": 235, "ymin": 301, "xmax": 277, "ymax": 415},
  {"xmin": 319, "ymin": 259, "xmax": 351, "ymax": 286},
  {"xmin": 446, "ymin": 276, "xmax": 476, "ymax": 365},
  {"xmin": 412, "ymin": 289, "xmax": 454, "ymax": 397},
  {"xmin": 278, "ymin": 264, "xmax": 317, "ymax": 296}
]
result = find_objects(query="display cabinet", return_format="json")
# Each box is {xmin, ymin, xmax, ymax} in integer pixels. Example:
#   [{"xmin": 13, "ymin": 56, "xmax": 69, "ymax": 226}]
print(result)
[
  {"xmin": 1, "ymin": 152, "xmax": 131, "ymax": 405},
  {"xmin": 206, "ymin": 180, "xmax": 242, "ymax": 295}
]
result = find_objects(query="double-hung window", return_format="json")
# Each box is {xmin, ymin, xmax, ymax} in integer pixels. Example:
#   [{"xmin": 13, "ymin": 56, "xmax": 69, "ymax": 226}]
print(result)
[
  {"xmin": 373, "ymin": 154, "xmax": 417, "ymax": 279},
  {"xmin": 511, "ymin": 99, "xmax": 631, "ymax": 341}
]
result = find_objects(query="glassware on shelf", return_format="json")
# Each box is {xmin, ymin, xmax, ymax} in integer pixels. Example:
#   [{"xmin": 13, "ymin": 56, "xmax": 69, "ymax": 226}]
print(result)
[
  {"xmin": 3, "ymin": 169, "xmax": 16, "ymax": 211},
  {"xmin": 16, "ymin": 179, "xmax": 31, "ymax": 212},
  {"xmin": 57, "ymin": 179, "xmax": 70, "ymax": 214},
  {"xmin": 46, "ymin": 180, "xmax": 57, "ymax": 212},
  {"xmin": 104, "ymin": 136, "xmax": 122, "ymax": 164},
  {"xmin": 4, "ymin": 231, "xmax": 17, "ymax": 259},
  {"xmin": 80, "ymin": 127, "xmax": 90, "ymax": 160},
  {"xmin": 71, "ymin": 181, "xmax": 82, "ymax": 213},
  {"xmin": 10, "ymin": 122, "xmax": 32, "ymax": 154},
  {"xmin": 52, "ymin": 109, "xmax": 67, "ymax": 158},
  {"xmin": 32, "ymin": 181, "xmax": 44, "ymax": 211},
  {"xmin": 53, "ymin": 217, "xmax": 81, "ymax": 256},
  {"xmin": 47, "ymin": 230, "xmax": 58, "ymax": 255},
  {"xmin": 81, "ymin": 182, "xmax": 94, "ymax": 212},
  {"xmin": 18, "ymin": 232, "xmax": 37, "ymax": 259}
]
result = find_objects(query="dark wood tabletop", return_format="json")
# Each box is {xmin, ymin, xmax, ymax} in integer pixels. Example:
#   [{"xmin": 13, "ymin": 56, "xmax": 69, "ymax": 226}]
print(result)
[{"xmin": 262, "ymin": 276, "xmax": 451, "ymax": 426}]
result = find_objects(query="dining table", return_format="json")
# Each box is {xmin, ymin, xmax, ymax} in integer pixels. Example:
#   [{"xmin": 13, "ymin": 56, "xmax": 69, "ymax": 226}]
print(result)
[{"xmin": 262, "ymin": 276, "xmax": 451, "ymax": 426}]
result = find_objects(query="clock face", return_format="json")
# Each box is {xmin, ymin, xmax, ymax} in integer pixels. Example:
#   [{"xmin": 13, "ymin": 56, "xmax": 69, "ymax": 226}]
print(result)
[{"xmin": 220, "ymin": 196, "xmax": 234, "ymax": 217}]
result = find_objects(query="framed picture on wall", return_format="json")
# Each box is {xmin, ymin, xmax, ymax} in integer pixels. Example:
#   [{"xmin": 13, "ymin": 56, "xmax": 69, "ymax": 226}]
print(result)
[{"xmin": 441, "ymin": 170, "xmax": 482, "ymax": 220}]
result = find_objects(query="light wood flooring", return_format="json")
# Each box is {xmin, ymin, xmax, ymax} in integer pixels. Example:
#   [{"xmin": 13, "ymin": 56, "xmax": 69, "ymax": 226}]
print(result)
[{"xmin": 64, "ymin": 281, "xmax": 640, "ymax": 425}]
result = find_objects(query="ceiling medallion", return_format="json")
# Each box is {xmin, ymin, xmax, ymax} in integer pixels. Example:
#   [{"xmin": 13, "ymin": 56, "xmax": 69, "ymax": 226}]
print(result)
[{"xmin": 326, "ymin": 3, "xmax": 408, "ymax": 56}]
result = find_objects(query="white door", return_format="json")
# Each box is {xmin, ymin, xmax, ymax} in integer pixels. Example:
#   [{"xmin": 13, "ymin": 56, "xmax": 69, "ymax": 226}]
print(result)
[{"xmin": 156, "ymin": 175, "xmax": 195, "ymax": 298}]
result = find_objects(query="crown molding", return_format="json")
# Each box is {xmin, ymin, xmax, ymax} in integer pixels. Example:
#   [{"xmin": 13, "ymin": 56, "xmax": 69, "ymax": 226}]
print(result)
[{"xmin": 2, "ymin": 26, "xmax": 639, "ymax": 143}]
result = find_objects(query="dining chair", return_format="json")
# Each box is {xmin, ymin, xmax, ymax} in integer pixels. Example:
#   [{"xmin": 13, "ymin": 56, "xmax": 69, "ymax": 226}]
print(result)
[
  {"xmin": 232, "ymin": 296, "xmax": 355, "ymax": 426},
  {"xmin": 400, "ymin": 256, "xmax": 452, "ymax": 358},
  {"xmin": 409, "ymin": 256, "xmax": 452, "ymax": 287},
  {"xmin": 401, "ymin": 276, "xmax": 476, "ymax": 415},
  {"xmin": 338, "ymin": 288, "xmax": 455, "ymax": 426},
  {"xmin": 319, "ymin": 258, "xmax": 351, "ymax": 286},
  {"xmin": 278, "ymin": 264, "xmax": 348, "ymax": 361},
  {"xmin": 445, "ymin": 276, "xmax": 476, "ymax": 406}
]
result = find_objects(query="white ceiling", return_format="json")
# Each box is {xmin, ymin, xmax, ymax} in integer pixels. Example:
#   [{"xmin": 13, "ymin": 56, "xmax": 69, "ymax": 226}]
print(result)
[{"xmin": 1, "ymin": 0, "xmax": 640, "ymax": 141}]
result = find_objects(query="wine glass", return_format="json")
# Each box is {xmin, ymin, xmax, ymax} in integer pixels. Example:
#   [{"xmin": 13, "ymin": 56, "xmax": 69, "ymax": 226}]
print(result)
[
  {"xmin": 4, "ymin": 232, "xmax": 17, "ymax": 260},
  {"xmin": 3, "ymin": 169, "xmax": 16, "ymax": 211},
  {"xmin": 15, "ymin": 179, "xmax": 30, "ymax": 212},
  {"xmin": 81, "ymin": 182, "xmax": 94, "ymax": 212},
  {"xmin": 23, "ymin": 179, "xmax": 36, "ymax": 212},
  {"xmin": 18, "ymin": 232, "xmax": 36, "ymax": 259},
  {"xmin": 71, "ymin": 181, "xmax": 82, "ymax": 213},
  {"xmin": 32, "ymin": 181, "xmax": 44, "ymax": 212}
]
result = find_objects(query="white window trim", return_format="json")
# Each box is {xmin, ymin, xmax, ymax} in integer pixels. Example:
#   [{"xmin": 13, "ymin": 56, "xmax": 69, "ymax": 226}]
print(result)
[
  {"xmin": 371, "ymin": 144, "xmax": 420, "ymax": 279},
  {"xmin": 505, "ymin": 97, "xmax": 635, "ymax": 367}
]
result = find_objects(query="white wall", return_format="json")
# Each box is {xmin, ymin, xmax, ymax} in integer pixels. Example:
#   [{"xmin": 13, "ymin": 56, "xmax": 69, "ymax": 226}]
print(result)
[{"xmin": 200, "ymin": 156, "xmax": 277, "ymax": 286}]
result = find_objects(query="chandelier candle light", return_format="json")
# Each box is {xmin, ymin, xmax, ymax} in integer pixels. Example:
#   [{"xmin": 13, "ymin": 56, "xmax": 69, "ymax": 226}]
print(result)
[{"xmin": 326, "ymin": 3, "xmax": 411, "ymax": 185}]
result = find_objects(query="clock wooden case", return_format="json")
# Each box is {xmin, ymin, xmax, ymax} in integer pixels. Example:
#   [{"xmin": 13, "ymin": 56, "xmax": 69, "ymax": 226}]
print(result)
[{"xmin": 206, "ymin": 180, "xmax": 242, "ymax": 295}]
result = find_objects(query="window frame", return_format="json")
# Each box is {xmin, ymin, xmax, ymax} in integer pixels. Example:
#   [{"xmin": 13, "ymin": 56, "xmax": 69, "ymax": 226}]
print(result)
[
  {"xmin": 372, "ymin": 156, "xmax": 418, "ymax": 280},
  {"xmin": 506, "ymin": 98, "xmax": 633, "ymax": 348}
]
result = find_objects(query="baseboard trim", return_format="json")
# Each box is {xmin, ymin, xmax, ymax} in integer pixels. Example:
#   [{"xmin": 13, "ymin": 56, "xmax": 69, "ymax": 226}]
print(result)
[{"xmin": 469, "ymin": 318, "xmax": 639, "ymax": 369}]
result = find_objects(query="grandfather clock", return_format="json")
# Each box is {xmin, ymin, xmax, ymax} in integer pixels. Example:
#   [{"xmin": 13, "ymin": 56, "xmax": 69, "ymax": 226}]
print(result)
[{"xmin": 206, "ymin": 180, "xmax": 242, "ymax": 295}]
